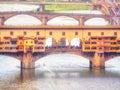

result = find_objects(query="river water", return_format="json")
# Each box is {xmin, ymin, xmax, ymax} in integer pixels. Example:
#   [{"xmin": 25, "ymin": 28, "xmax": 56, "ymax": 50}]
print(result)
[
  {"xmin": 0, "ymin": 4, "xmax": 120, "ymax": 90},
  {"xmin": 0, "ymin": 54, "xmax": 120, "ymax": 90}
]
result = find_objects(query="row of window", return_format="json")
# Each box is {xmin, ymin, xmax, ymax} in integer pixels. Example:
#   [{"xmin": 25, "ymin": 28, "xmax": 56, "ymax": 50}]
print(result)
[
  {"xmin": 9, "ymin": 31, "xmax": 118, "ymax": 36},
  {"xmin": 85, "ymin": 42, "xmax": 118, "ymax": 44},
  {"xmin": 0, "ymin": 47, "xmax": 44, "ymax": 50},
  {"xmin": 0, "ymin": 47, "xmax": 17, "ymax": 50},
  {"xmin": 88, "ymin": 32, "xmax": 117, "ymax": 36},
  {"xmin": 84, "ymin": 47, "xmax": 120, "ymax": 50},
  {"xmin": 9, "ymin": 31, "xmax": 78, "ymax": 36}
]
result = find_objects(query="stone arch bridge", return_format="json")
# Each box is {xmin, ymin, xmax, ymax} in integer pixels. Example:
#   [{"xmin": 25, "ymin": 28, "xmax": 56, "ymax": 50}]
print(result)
[
  {"xmin": 0, "ymin": 48, "xmax": 119, "ymax": 69},
  {"xmin": 0, "ymin": 26, "xmax": 120, "ymax": 69},
  {"xmin": 0, "ymin": 12, "xmax": 110, "ymax": 26}
]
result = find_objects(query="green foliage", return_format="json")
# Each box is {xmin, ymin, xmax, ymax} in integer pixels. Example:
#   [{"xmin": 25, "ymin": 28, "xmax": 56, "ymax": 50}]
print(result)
[{"xmin": 45, "ymin": 4, "xmax": 90, "ymax": 11}]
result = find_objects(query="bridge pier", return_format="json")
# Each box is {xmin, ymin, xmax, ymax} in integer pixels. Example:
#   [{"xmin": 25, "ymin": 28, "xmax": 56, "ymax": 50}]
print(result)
[
  {"xmin": 0, "ymin": 17, "xmax": 5, "ymax": 25},
  {"xmin": 42, "ymin": 17, "xmax": 47, "ymax": 25},
  {"xmin": 79, "ymin": 17, "xmax": 84, "ymax": 26},
  {"xmin": 39, "ymin": 4, "xmax": 45, "ymax": 12},
  {"xmin": 92, "ymin": 52, "xmax": 105, "ymax": 69},
  {"xmin": 21, "ymin": 52, "xmax": 35, "ymax": 69}
]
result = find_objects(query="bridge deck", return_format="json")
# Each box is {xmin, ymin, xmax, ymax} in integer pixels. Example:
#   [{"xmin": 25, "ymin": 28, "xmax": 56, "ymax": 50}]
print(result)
[
  {"xmin": 0, "ymin": 1, "xmax": 90, "ymax": 5},
  {"xmin": 0, "ymin": 25, "xmax": 119, "ymax": 29}
]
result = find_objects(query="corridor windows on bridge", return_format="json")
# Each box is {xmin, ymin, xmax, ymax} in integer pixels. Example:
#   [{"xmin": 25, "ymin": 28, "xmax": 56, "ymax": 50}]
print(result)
[
  {"xmin": 75, "ymin": 32, "xmax": 78, "ymax": 36},
  {"xmin": 114, "ymin": 32, "xmax": 117, "ymax": 36},
  {"xmin": 62, "ymin": 32, "xmax": 65, "ymax": 36},
  {"xmin": 36, "ymin": 32, "xmax": 40, "ymax": 35},
  {"xmin": 23, "ymin": 32, "xmax": 27, "ymax": 35},
  {"xmin": 10, "ymin": 31, "xmax": 14, "ymax": 36},
  {"xmin": 49, "ymin": 32, "xmax": 52, "ymax": 36},
  {"xmin": 101, "ymin": 32, "xmax": 104, "ymax": 36},
  {"xmin": 88, "ymin": 32, "xmax": 91, "ymax": 36}
]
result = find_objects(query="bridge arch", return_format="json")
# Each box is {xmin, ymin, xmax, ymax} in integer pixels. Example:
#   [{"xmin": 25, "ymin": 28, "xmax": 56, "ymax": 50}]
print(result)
[
  {"xmin": 84, "ymin": 17, "xmax": 109, "ymax": 26},
  {"xmin": 0, "ymin": 54, "xmax": 21, "ymax": 61},
  {"xmin": 4, "ymin": 14, "xmax": 42, "ymax": 26},
  {"xmin": 0, "ymin": 55, "xmax": 21, "ymax": 70},
  {"xmin": 47, "ymin": 16, "xmax": 79, "ymax": 26},
  {"xmin": 35, "ymin": 53, "xmax": 90, "ymax": 68},
  {"xmin": 105, "ymin": 56, "xmax": 120, "ymax": 69}
]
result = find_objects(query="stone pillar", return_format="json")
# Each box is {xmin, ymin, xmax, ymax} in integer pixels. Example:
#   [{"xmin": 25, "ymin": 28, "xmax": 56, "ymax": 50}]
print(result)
[
  {"xmin": 20, "ymin": 69, "xmax": 35, "ymax": 82},
  {"xmin": 40, "ymin": 4, "xmax": 45, "ymax": 12},
  {"xmin": 100, "ymin": 53, "xmax": 105, "ymax": 68},
  {"xmin": 93, "ymin": 52, "xmax": 105, "ymax": 69},
  {"xmin": 79, "ymin": 16, "xmax": 84, "ymax": 26},
  {"xmin": 89, "ymin": 61, "xmax": 93, "ymax": 69},
  {"xmin": 42, "ymin": 17, "xmax": 47, "ymax": 25},
  {"xmin": 21, "ymin": 52, "xmax": 35, "ymax": 69},
  {"xmin": 0, "ymin": 17, "xmax": 5, "ymax": 25}
]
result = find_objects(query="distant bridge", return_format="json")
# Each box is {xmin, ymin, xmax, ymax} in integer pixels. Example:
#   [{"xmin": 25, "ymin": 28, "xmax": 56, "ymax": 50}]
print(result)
[
  {"xmin": 0, "ymin": 0, "xmax": 119, "ymax": 25},
  {"xmin": 0, "ymin": 12, "xmax": 110, "ymax": 26}
]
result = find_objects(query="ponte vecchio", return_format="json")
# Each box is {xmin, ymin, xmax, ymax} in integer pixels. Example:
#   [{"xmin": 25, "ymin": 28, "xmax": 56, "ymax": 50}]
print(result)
[
  {"xmin": 0, "ymin": 25, "xmax": 120, "ymax": 69},
  {"xmin": 0, "ymin": 0, "xmax": 120, "ymax": 69}
]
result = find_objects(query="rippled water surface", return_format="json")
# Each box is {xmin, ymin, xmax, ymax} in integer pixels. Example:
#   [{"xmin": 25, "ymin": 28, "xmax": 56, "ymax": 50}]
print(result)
[{"xmin": 0, "ymin": 54, "xmax": 120, "ymax": 90}]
